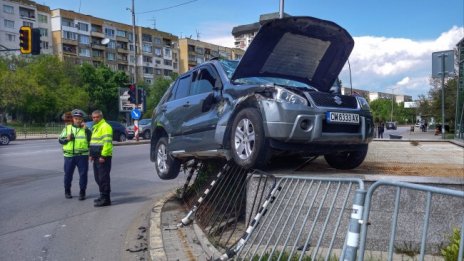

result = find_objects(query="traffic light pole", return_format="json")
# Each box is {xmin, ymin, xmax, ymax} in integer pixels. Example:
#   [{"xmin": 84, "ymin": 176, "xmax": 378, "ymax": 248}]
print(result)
[{"xmin": 130, "ymin": 0, "xmax": 139, "ymax": 141}]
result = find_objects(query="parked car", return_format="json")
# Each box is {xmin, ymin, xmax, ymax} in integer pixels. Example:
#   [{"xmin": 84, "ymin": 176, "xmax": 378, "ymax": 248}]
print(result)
[
  {"xmin": 86, "ymin": 121, "xmax": 128, "ymax": 142},
  {"xmin": 386, "ymin": 121, "xmax": 397, "ymax": 130},
  {"xmin": 150, "ymin": 16, "xmax": 374, "ymax": 180},
  {"xmin": 0, "ymin": 125, "xmax": 16, "ymax": 145},
  {"xmin": 126, "ymin": 119, "xmax": 152, "ymax": 140}
]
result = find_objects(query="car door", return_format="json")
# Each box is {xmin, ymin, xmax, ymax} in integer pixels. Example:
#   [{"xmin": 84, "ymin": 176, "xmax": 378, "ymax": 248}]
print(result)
[
  {"xmin": 181, "ymin": 65, "xmax": 222, "ymax": 151},
  {"xmin": 162, "ymin": 74, "xmax": 193, "ymax": 151}
]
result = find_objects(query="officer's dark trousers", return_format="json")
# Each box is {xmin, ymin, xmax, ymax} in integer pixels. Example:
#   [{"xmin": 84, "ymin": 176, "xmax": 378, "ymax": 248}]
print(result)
[
  {"xmin": 64, "ymin": 155, "xmax": 89, "ymax": 191},
  {"xmin": 93, "ymin": 157, "xmax": 112, "ymax": 197}
]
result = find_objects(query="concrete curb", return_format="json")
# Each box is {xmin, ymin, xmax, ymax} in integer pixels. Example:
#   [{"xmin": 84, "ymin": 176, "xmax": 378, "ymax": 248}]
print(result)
[
  {"xmin": 192, "ymin": 222, "xmax": 223, "ymax": 259},
  {"xmin": 149, "ymin": 190, "xmax": 176, "ymax": 261}
]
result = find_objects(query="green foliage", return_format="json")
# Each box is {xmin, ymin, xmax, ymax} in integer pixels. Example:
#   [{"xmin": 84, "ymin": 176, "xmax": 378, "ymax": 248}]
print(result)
[
  {"xmin": 369, "ymin": 98, "xmax": 416, "ymax": 124},
  {"xmin": 394, "ymin": 241, "xmax": 419, "ymax": 257},
  {"xmin": 441, "ymin": 228, "xmax": 463, "ymax": 261},
  {"xmin": 144, "ymin": 73, "xmax": 178, "ymax": 119},
  {"xmin": 426, "ymin": 77, "xmax": 458, "ymax": 131}
]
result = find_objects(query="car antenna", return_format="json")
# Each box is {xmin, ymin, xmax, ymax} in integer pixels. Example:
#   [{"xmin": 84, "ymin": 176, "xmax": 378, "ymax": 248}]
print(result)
[{"xmin": 347, "ymin": 59, "xmax": 353, "ymax": 95}]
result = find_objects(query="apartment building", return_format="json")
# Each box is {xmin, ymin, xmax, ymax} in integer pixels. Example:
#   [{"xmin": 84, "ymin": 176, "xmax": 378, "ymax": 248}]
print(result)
[
  {"xmin": 369, "ymin": 91, "xmax": 412, "ymax": 104},
  {"xmin": 178, "ymin": 38, "xmax": 245, "ymax": 73},
  {"xmin": 50, "ymin": 9, "xmax": 179, "ymax": 84},
  {"xmin": 232, "ymin": 12, "xmax": 290, "ymax": 50},
  {"xmin": 0, "ymin": 0, "xmax": 52, "ymax": 54}
]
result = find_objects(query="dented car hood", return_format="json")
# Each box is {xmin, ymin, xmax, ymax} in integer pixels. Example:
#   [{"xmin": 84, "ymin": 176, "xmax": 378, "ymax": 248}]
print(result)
[{"xmin": 231, "ymin": 16, "xmax": 354, "ymax": 93}]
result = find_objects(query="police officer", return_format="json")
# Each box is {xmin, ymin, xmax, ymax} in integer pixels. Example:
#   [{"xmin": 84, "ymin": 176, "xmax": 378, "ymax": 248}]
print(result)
[
  {"xmin": 58, "ymin": 109, "xmax": 91, "ymax": 200},
  {"xmin": 89, "ymin": 110, "xmax": 113, "ymax": 207}
]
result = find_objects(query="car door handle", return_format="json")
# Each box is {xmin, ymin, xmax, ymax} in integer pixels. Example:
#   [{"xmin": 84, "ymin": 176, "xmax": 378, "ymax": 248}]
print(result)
[{"xmin": 183, "ymin": 102, "xmax": 190, "ymax": 107}]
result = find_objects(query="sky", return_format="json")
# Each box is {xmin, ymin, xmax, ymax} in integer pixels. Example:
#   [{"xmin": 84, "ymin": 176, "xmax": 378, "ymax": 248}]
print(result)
[{"xmin": 40, "ymin": 0, "xmax": 464, "ymax": 99}]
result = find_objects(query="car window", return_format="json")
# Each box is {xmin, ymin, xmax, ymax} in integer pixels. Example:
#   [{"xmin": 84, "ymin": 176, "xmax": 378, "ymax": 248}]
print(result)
[
  {"xmin": 139, "ymin": 119, "xmax": 151, "ymax": 125},
  {"xmin": 174, "ymin": 74, "xmax": 191, "ymax": 100},
  {"xmin": 167, "ymin": 81, "xmax": 178, "ymax": 102},
  {"xmin": 190, "ymin": 66, "xmax": 217, "ymax": 96}
]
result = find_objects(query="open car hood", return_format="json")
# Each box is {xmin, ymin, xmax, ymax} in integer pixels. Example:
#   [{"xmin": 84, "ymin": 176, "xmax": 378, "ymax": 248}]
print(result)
[{"xmin": 231, "ymin": 16, "xmax": 354, "ymax": 92}]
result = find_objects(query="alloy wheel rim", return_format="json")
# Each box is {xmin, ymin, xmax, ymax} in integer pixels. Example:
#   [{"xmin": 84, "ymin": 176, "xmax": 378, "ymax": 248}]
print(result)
[
  {"xmin": 157, "ymin": 143, "xmax": 168, "ymax": 173},
  {"xmin": 0, "ymin": 136, "xmax": 7, "ymax": 144},
  {"xmin": 234, "ymin": 118, "xmax": 256, "ymax": 160}
]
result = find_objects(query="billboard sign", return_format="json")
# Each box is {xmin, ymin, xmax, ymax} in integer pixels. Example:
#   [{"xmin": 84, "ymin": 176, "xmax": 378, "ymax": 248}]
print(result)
[{"xmin": 404, "ymin": 101, "xmax": 418, "ymax": 108}]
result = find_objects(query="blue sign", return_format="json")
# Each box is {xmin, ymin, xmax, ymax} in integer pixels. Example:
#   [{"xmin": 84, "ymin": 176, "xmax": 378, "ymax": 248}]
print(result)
[{"xmin": 131, "ymin": 108, "xmax": 141, "ymax": 120}]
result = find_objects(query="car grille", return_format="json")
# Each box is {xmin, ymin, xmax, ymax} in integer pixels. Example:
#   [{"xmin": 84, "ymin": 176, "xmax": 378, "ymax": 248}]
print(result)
[
  {"xmin": 308, "ymin": 92, "xmax": 358, "ymax": 109},
  {"xmin": 322, "ymin": 120, "xmax": 360, "ymax": 133}
]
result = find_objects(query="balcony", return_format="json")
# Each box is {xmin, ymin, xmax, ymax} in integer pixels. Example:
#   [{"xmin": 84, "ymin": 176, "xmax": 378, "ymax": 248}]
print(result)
[
  {"xmin": 91, "ymin": 44, "xmax": 105, "ymax": 50},
  {"xmin": 116, "ymin": 36, "xmax": 128, "ymax": 42},
  {"xmin": 91, "ymin": 31, "xmax": 105, "ymax": 38},
  {"xmin": 62, "ymin": 39, "xmax": 78, "ymax": 45},
  {"xmin": 117, "ymin": 48, "xmax": 129, "ymax": 54}
]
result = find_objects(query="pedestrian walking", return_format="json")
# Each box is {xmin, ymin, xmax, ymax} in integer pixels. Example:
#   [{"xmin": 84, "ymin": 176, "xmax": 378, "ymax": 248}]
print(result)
[
  {"xmin": 378, "ymin": 121, "xmax": 385, "ymax": 139},
  {"xmin": 58, "ymin": 109, "xmax": 91, "ymax": 200},
  {"xmin": 89, "ymin": 110, "xmax": 113, "ymax": 207}
]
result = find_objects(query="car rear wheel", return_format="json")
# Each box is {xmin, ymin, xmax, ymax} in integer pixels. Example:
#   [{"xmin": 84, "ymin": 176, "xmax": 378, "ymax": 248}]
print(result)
[
  {"xmin": 154, "ymin": 136, "xmax": 181, "ymax": 180},
  {"xmin": 324, "ymin": 144, "xmax": 368, "ymax": 170},
  {"xmin": 119, "ymin": 133, "xmax": 127, "ymax": 142},
  {"xmin": 143, "ymin": 130, "xmax": 151, "ymax": 140},
  {"xmin": 0, "ymin": 135, "xmax": 10, "ymax": 145},
  {"xmin": 230, "ymin": 108, "xmax": 269, "ymax": 169}
]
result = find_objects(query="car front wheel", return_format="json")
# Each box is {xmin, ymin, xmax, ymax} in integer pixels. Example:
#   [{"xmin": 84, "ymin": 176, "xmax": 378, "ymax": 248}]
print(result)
[
  {"xmin": 230, "ymin": 108, "xmax": 269, "ymax": 169},
  {"xmin": 0, "ymin": 135, "xmax": 10, "ymax": 145},
  {"xmin": 143, "ymin": 130, "xmax": 151, "ymax": 140},
  {"xmin": 154, "ymin": 136, "xmax": 181, "ymax": 180},
  {"xmin": 324, "ymin": 145, "xmax": 368, "ymax": 170}
]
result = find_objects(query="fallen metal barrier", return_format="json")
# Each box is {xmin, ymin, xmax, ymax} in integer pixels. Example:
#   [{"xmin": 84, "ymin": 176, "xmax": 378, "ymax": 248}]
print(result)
[
  {"xmin": 219, "ymin": 176, "xmax": 365, "ymax": 261},
  {"xmin": 358, "ymin": 180, "xmax": 464, "ymax": 261},
  {"xmin": 179, "ymin": 162, "xmax": 276, "ymax": 251}
]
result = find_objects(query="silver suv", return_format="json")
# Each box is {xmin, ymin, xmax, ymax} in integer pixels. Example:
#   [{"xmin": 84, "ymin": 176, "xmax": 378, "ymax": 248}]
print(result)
[{"xmin": 150, "ymin": 16, "xmax": 374, "ymax": 179}]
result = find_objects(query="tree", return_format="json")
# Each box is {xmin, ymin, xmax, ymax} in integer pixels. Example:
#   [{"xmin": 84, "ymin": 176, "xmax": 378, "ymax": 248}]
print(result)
[
  {"xmin": 144, "ymin": 73, "xmax": 178, "ymax": 118},
  {"xmin": 427, "ymin": 77, "xmax": 457, "ymax": 130}
]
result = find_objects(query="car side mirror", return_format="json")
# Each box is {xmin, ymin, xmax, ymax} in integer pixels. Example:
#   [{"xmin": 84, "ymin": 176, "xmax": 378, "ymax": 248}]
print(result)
[{"xmin": 213, "ymin": 79, "xmax": 223, "ymax": 91}]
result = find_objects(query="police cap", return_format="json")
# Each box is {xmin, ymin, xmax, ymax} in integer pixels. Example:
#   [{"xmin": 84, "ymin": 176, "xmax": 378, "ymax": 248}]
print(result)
[{"xmin": 71, "ymin": 109, "xmax": 85, "ymax": 118}]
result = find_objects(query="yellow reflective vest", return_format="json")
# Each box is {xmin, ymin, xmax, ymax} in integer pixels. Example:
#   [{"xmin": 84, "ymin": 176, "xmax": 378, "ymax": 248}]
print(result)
[
  {"xmin": 59, "ymin": 124, "xmax": 90, "ymax": 157},
  {"xmin": 90, "ymin": 119, "xmax": 113, "ymax": 157}
]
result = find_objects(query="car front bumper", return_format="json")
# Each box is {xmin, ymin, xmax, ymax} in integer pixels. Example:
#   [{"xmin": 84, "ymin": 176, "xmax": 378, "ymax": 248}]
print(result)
[{"xmin": 259, "ymin": 100, "xmax": 374, "ymax": 145}]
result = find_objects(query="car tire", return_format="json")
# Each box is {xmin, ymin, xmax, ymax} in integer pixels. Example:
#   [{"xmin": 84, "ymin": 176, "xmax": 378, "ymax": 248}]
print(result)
[
  {"xmin": 119, "ymin": 133, "xmax": 127, "ymax": 142},
  {"xmin": 143, "ymin": 130, "xmax": 151, "ymax": 140},
  {"xmin": 324, "ymin": 144, "xmax": 368, "ymax": 170},
  {"xmin": 0, "ymin": 135, "xmax": 10, "ymax": 145},
  {"xmin": 230, "ymin": 108, "xmax": 269, "ymax": 169},
  {"xmin": 154, "ymin": 136, "xmax": 181, "ymax": 180}
]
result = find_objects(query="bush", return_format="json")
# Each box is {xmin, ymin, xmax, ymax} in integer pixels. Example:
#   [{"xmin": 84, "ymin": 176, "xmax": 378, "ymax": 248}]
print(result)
[{"xmin": 441, "ymin": 228, "xmax": 463, "ymax": 261}]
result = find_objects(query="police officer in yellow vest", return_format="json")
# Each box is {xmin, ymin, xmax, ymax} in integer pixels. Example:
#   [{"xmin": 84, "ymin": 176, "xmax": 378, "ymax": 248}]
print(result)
[
  {"xmin": 58, "ymin": 109, "xmax": 91, "ymax": 200},
  {"xmin": 89, "ymin": 110, "xmax": 113, "ymax": 207}
]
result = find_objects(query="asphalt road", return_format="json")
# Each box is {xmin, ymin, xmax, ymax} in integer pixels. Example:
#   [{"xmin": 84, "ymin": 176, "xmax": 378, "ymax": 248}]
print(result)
[{"xmin": 0, "ymin": 139, "xmax": 185, "ymax": 261}]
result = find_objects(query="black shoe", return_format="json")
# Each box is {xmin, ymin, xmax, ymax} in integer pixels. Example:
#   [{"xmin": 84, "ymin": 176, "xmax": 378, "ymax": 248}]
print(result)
[
  {"xmin": 94, "ymin": 194, "xmax": 104, "ymax": 203},
  {"xmin": 79, "ymin": 190, "xmax": 86, "ymax": 201},
  {"xmin": 65, "ymin": 190, "xmax": 72, "ymax": 199},
  {"xmin": 94, "ymin": 197, "xmax": 111, "ymax": 207}
]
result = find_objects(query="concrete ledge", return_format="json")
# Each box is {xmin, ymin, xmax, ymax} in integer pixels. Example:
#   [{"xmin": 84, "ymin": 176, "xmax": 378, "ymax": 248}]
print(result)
[{"xmin": 149, "ymin": 190, "xmax": 176, "ymax": 261}]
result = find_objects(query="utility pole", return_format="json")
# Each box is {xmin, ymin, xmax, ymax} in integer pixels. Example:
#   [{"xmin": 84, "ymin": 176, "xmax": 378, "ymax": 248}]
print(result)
[
  {"xmin": 439, "ymin": 53, "xmax": 446, "ymax": 140},
  {"xmin": 279, "ymin": 0, "xmax": 284, "ymax": 18},
  {"xmin": 129, "ymin": 0, "xmax": 140, "ymax": 141}
]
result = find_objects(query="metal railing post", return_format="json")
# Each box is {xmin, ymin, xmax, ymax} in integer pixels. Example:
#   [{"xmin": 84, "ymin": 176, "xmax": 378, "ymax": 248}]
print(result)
[{"xmin": 341, "ymin": 188, "xmax": 366, "ymax": 261}]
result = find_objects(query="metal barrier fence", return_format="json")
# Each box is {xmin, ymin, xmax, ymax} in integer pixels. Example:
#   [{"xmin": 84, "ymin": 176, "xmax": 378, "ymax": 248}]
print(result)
[
  {"xmin": 358, "ymin": 180, "xmax": 464, "ymax": 261},
  {"xmin": 14, "ymin": 123, "xmax": 64, "ymax": 138},
  {"xmin": 179, "ymin": 162, "xmax": 276, "ymax": 251},
  {"xmin": 219, "ymin": 176, "xmax": 365, "ymax": 261}
]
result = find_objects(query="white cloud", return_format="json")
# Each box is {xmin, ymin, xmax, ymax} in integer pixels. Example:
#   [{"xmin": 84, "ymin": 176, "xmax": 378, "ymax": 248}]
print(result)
[
  {"xmin": 340, "ymin": 26, "xmax": 464, "ymax": 98},
  {"xmin": 199, "ymin": 22, "xmax": 236, "ymax": 48}
]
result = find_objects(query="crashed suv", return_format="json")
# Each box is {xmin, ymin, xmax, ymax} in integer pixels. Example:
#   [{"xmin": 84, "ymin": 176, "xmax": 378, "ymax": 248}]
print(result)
[{"xmin": 150, "ymin": 16, "xmax": 374, "ymax": 179}]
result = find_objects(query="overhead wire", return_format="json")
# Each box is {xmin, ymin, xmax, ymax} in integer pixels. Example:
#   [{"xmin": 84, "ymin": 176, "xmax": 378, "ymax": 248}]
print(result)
[{"xmin": 136, "ymin": 0, "xmax": 198, "ymax": 14}]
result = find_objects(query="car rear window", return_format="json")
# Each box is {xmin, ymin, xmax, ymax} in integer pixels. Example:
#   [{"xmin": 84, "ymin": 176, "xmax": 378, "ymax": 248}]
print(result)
[{"xmin": 174, "ymin": 75, "xmax": 191, "ymax": 100}]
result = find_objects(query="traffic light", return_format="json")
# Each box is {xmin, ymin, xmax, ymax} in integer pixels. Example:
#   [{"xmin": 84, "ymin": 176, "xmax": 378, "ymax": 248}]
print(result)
[
  {"xmin": 19, "ymin": 26, "xmax": 41, "ymax": 55},
  {"xmin": 128, "ymin": 84, "xmax": 136, "ymax": 104},
  {"xmin": 136, "ymin": 89, "xmax": 143, "ymax": 104},
  {"xmin": 19, "ymin": 26, "xmax": 31, "ymax": 54}
]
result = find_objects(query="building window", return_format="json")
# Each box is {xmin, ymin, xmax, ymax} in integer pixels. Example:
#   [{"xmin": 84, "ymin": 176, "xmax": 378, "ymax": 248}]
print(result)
[
  {"xmin": 154, "ymin": 47, "xmax": 162, "ymax": 56},
  {"xmin": 155, "ymin": 69, "xmax": 161, "ymax": 75},
  {"xmin": 107, "ymin": 40, "xmax": 116, "ymax": 49},
  {"xmin": 91, "ymin": 24, "xmax": 102, "ymax": 33},
  {"xmin": 19, "ymin": 7, "xmax": 35, "ymax": 19},
  {"xmin": 129, "ymin": 55, "xmax": 135, "ymax": 63},
  {"xmin": 163, "ymin": 60, "xmax": 172, "ymax": 66},
  {"xmin": 142, "ymin": 34, "xmax": 152, "ymax": 42},
  {"xmin": 38, "ymin": 14, "xmax": 47, "ymax": 23},
  {"xmin": 104, "ymin": 28, "xmax": 115, "ymax": 37},
  {"xmin": 6, "ymin": 33, "xmax": 15, "ymax": 42},
  {"xmin": 63, "ymin": 44, "xmax": 76, "ymax": 53},
  {"xmin": 116, "ymin": 30, "xmax": 126, "ymax": 37},
  {"xmin": 173, "ymin": 62, "xmax": 178, "ymax": 69},
  {"xmin": 107, "ymin": 52, "xmax": 115, "ymax": 61},
  {"xmin": 143, "ymin": 67, "xmax": 153, "ymax": 74},
  {"xmin": 41, "ymin": 41, "xmax": 49, "ymax": 49},
  {"xmin": 143, "ymin": 56, "xmax": 152, "ymax": 63},
  {"xmin": 155, "ymin": 59, "xmax": 161, "ymax": 65},
  {"xmin": 4, "ymin": 19, "xmax": 14, "ymax": 28},
  {"xmin": 79, "ymin": 48, "xmax": 91, "ymax": 57},
  {"xmin": 62, "ymin": 18, "xmax": 73, "ymax": 27},
  {"xmin": 164, "ymin": 69, "xmax": 172, "ymax": 76},
  {"xmin": 39, "ymin": 28, "xmax": 48, "ymax": 37},
  {"xmin": 92, "ymin": 49, "xmax": 103, "ymax": 57},
  {"xmin": 23, "ymin": 21, "xmax": 33, "ymax": 27},
  {"xmin": 144, "ymin": 78, "xmax": 152, "ymax": 84},
  {"xmin": 154, "ymin": 37, "xmax": 161, "ymax": 45},
  {"xmin": 79, "ymin": 34, "xmax": 90, "ymax": 45},
  {"xmin": 164, "ymin": 48, "xmax": 171, "ymax": 58},
  {"xmin": 3, "ymin": 5, "xmax": 13, "ymax": 14},
  {"xmin": 63, "ymin": 31, "xmax": 78, "ymax": 40},
  {"xmin": 77, "ymin": 22, "xmax": 89, "ymax": 32},
  {"xmin": 142, "ymin": 43, "xmax": 152, "ymax": 53}
]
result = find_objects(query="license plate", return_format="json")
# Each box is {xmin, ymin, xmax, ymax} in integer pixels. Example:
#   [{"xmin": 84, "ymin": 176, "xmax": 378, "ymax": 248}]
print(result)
[{"xmin": 326, "ymin": 112, "xmax": 359, "ymax": 124}]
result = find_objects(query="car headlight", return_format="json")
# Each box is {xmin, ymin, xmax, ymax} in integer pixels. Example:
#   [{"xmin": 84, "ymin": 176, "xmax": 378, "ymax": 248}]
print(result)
[
  {"xmin": 356, "ymin": 96, "xmax": 370, "ymax": 110},
  {"xmin": 274, "ymin": 87, "xmax": 308, "ymax": 106}
]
